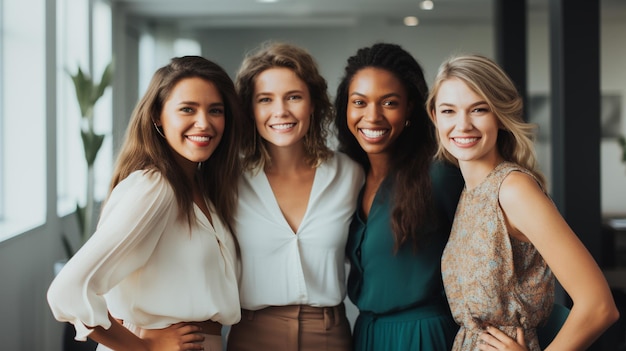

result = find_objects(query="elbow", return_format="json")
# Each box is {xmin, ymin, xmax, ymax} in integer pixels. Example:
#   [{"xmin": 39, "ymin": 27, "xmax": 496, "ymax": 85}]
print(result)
[
  {"xmin": 606, "ymin": 304, "xmax": 620, "ymax": 327},
  {"xmin": 596, "ymin": 299, "xmax": 620, "ymax": 330}
]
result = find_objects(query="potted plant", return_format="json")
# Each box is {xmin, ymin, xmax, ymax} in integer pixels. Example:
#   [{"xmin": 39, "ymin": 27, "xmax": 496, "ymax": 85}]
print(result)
[
  {"xmin": 61, "ymin": 61, "xmax": 114, "ymax": 259},
  {"xmin": 55, "ymin": 62, "xmax": 113, "ymax": 351}
]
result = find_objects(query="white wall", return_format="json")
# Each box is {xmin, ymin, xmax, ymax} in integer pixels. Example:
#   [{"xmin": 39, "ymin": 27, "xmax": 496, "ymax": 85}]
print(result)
[
  {"xmin": 1, "ymin": 9, "xmax": 625, "ymax": 351},
  {"xmin": 199, "ymin": 16, "xmax": 626, "ymax": 215}
]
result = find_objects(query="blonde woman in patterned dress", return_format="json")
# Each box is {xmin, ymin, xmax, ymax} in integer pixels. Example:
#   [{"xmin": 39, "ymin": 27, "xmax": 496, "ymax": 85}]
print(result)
[{"xmin": 426, "ymin": 54, "xmax": 618, "ymax": 351}]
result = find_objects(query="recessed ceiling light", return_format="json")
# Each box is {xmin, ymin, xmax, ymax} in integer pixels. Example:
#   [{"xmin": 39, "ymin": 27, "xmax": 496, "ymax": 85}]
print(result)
[
  {"xmin": 257, "ymin": 0, "xmax": 279, "ymax": 3},
  {"xmin": 420, "ymin": 0, "xmax": 434, "ymax": 10},
  {"xmin": 404, "ymin": 16, "xmax": 419, "ymax": 26}
]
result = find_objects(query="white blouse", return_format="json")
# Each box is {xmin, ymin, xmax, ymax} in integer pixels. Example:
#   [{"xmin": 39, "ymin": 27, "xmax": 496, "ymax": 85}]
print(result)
[
  {"xmin": 234, "ymin": 152, "xmax": 364, "ymax": 310},
  {"xmin": 47, "ymin": 170, "xmax": 240, "ymax": 341}
]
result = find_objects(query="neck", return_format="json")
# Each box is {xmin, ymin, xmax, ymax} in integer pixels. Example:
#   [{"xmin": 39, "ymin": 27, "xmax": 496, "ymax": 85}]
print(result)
[
  {"xmin": 458, "ymin": 155, "xmax": 504, "ymax": 190},
  {"xmin": 367, "ymin": 153, "xmax": 390, "ymax": 183},
  {"xmin": 265, "ymin": 143, "xmax": 310, "ymax": 175}
]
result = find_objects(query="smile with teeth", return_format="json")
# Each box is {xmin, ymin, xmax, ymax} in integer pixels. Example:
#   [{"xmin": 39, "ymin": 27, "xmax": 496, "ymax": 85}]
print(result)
[
  {"xmin": 187, "ymin": 135, "xmax": 211, "ymax": 142},
  {"xmin": 453, "ymin": 137, "xmax": 479, "ymax": 144},
  {"xmin": 271, "ymin": 123, "xmax": 296, "ymax": 130},
  {"xmin": 360, "ymin": 128, "xmax": 388, "ymax": 138}
]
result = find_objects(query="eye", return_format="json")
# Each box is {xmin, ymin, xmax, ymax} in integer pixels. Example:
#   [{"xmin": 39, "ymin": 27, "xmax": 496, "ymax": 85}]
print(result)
[
  {"xmin": 351, "ymin": 99, "xmax": 365, "ymax": 107},
  {"xmin": 287, "ymin": 94, "xmax": 302, "ymax": 101},
  {"xmin": 439, "ymin": 108, "xmax": 454, "ymax": 114},
  {"xmin": 209, "ymin": 107, "xmax": 225, "ymax": 116},
  {"xmin": 257, "ymin": 97, "xmax": 271, "ymax": 104},
  {"xmin": 382, "ymin": 100, "xmax": 398, "ymax": 107},
  {"xmin": 180, "ymin": 107, "xmax": 194, "ymax": 113},
  {"xmin": 471, "ymin": 106, "xmax": 490, "ymax": 114}
]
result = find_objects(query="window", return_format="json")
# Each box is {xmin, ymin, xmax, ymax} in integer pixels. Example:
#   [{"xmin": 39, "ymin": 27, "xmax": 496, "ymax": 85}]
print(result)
[
  {"xmin": 0, "ymin": 0, "xmax": 47, "ymax": 238},
  {"xmin": 0, "ymin": 0, "xmax": 4, "ymax": 222},
  {"xmin": 56, "ymin": 0, "xmax": 112, "ymax": 216}
]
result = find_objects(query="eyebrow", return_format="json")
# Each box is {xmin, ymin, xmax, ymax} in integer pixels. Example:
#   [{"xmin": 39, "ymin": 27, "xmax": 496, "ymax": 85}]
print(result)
[
  {"xmin": 177, "ymin": 101, "xmax": 224, "ymax": 107},
  {"xmin": 255, "ymin": 89, "xmax": 305, "ymax": 97},
  {"xmin": 437, "ymin": 101, "xmax": 487, "ymax": 108},
  {"xmin": 349, "ymin": 92, "xmax": 401, "ymax": 99}
]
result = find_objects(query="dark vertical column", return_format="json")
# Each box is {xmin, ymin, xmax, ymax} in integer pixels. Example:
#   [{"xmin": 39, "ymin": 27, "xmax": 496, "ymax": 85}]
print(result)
[
  {"xmin": 494, "ymin": 0, "xmax": 528, "ymax": 117},
  {"xmin": 549, "ymin": 1, "xmax": 602, "ymax": 261}
]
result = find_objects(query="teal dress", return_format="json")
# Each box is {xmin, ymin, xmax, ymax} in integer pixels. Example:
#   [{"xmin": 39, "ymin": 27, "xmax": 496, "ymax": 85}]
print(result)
[{"xmin": 346, "ymin": 162, "xmax": 464, "ymax": 351}]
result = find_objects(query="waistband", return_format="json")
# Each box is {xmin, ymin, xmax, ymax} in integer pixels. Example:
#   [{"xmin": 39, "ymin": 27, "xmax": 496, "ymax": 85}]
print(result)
[
  {"xmin": 359, "ymin": 299, "xmax": 450, "ymax": 323},
  {"xmin": 242, "ymin": 303, "xmax": 346, "ymax": 330},
  {"xmin": 188, "ymin": 320, "xmax": 222, "ymax": 336},
  {"xmin": 124, "ymin": 319, "xmax": 222, "ymax": 336}
]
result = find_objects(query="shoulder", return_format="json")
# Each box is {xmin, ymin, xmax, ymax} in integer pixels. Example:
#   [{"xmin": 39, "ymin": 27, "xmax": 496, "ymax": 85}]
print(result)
[
  {"xmin": 329, "ymin": 151, "xmax": 364, "ymax": 175},
  {"xmin": 111, "ymin": 170, "xmax": 175, "ymax": 202},
  {"xmin": 499, "ymin": 169, "xmax": 545, "ymax": 210}
]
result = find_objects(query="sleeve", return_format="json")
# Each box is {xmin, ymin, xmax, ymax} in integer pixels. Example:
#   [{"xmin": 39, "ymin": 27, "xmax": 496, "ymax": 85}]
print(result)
[
  {"xmin": 430, "ymin": 160, "xmax": 465, "ymax": 223},
  {"xmin": 47, "ymin": 171, "xmax": 177, "ymax": 340}
]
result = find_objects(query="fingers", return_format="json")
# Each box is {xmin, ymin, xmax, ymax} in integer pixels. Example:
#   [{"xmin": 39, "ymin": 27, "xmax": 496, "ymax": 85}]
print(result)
[
  {"xmin": 181, "ymin": 332, "xmax": 205, "ymax": 344},
  {"xmin": 480, "ymin": 328, "xmax": 505, "ymax": 350},
  {"xmin": 479, "ymin": 326, "xmax": 528, "ymax": 351},
  {"xmin": 515, "ymin": 327, "xmax": 525, "ymax": 345}
]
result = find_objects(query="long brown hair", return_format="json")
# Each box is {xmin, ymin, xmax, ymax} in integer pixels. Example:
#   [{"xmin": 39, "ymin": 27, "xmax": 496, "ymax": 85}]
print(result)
[
  {"xmin": 109, "ymin": 56, "xmax": 243, "ymax": 230},
  {"xmin": 334, "ymin": 43, "xmax": 436, "ymax": 252},
  {"xmin": 235, "ymin": 41, "xmax": 333, "ymax": 171}
]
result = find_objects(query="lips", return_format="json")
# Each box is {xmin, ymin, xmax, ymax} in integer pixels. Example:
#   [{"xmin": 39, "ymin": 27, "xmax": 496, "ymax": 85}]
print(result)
[
  {"xmin": 452, "ymin": 137, "xmax": 479, "ymax": 144},
  {"xmin": 187, "ymin": 135, "xmax": 211, "ymax": 142},
  {"xmin": 271, "ymin": 123, "xmax": 296, "ymax": 130},
  {"xmin": 360, "ymin": 128, "xmax": 389, "ymax": 138}
]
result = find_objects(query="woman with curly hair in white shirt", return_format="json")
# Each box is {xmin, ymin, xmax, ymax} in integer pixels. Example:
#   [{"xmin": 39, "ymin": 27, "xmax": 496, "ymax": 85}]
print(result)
[
  {"xmin": 225, "ymin": 41, "xmax": 364, "ymax": 351},
  {"xmin": 47, "ymin": 56, "xmax": 244, "ymax": 351}
]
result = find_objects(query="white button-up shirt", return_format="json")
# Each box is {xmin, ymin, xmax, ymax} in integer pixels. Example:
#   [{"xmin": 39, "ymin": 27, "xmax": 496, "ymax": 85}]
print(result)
[
  {"xmin": 234, "ymin": 152, "xmax": 364, "ymax": 310},
  {"xmin": 47, "ymin": 171, "xmax": 241, "ymax": 340}
]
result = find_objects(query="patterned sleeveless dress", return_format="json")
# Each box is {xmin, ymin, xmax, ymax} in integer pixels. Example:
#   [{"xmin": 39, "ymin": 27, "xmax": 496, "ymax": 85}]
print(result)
[{"xmin": 441, "ymin": 162, "xmax": 555, "ymax": 351}]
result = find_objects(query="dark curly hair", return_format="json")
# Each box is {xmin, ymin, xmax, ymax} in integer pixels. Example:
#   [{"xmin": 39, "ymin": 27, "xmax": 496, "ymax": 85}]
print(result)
[{"xmin": 334, "ymin": 43, "xmax": 436, "ymax": 252}]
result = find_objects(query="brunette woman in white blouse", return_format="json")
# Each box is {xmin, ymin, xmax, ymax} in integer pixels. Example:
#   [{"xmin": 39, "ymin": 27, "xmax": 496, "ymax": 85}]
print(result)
[
  {"xmin": 225, "ymin": 42, "xmax": 364, "ymax": 351},
  {"xmin": 47, "ymin": 56, "xmax": 244, "ymax": 351}
]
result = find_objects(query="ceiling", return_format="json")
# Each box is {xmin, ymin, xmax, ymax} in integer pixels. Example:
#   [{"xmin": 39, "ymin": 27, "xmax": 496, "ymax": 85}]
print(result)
[{"xmin": 112, "ymin": 0, "xmax": 626, "ymax": 31}]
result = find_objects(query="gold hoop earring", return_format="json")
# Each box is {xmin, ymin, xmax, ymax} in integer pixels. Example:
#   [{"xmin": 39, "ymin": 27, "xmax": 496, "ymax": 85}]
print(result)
[{"xmin": 153, "ymin": 122, "xmax": 166, "ymax": 138}]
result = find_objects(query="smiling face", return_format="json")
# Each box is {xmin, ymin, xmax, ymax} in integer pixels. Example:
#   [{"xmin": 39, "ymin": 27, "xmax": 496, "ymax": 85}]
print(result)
[
  {"xmin": 252, "ymin": 67, "xmax": 313, "ymax": 151},
  {"xmin": 347, "ymin": 67, "xmax": 410, "ymax": 157},
  {"xmin": 432, "ymin": 77, "xmax": 501, "ymax": 167},
  {"xmin": 157, "ymin": 77, "xmax": 225, "ymax": 174}
]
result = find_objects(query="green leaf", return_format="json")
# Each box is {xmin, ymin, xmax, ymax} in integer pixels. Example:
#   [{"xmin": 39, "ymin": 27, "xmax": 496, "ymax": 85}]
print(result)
[
  {"xmin": 61, "ymin": 233, "xmax": 76, "ymax": 259},
  {"xmin": 618, "ymin": 135, "xmax": 626, "ymax": 163},
  {"xmin": 81, "ymin": 131, "xmax": 105, "ymax": 166},
  {"xmin": 75, "ymin": 203, "xmax": 85, "ymax": 242},
  {"xmin": 68, "ymin": 66, "xmax": 94, "ymax": 118},
  {"xmin": 92, "ymin": 61, "xmax": 114, "ymax": 104}
]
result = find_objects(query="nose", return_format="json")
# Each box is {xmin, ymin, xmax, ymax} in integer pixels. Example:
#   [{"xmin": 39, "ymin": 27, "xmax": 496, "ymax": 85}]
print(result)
[
  {"xmin": 455, "ymin": 112, "xmax": 473, "ymax": 131},
  {"xmin": 194, "ymin": 110, "xmax": 210, "ymax": 129},
  {"xmin": 272, "ymin": 100, "xmax": 288, "ymax": 117},
  {"xmin": 362, "ymin": 104, "xmax": 383, "ymax": 123}
]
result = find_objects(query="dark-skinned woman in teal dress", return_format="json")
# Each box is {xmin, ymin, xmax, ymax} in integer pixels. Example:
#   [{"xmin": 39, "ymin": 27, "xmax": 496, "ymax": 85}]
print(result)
[{"xmin": 333, "ymin": 43, "xmax": 464, "ymax": 350}]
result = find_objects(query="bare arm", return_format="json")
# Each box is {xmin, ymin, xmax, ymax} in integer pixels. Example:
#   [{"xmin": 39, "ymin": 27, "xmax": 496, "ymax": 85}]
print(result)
[
  {"xmin": 499, "ymin": 171, "xmax": 618, "ymax": 350},
  {"xmin": 87, "ymin": 314, "xmax": 150, "ymax": 351},
  {"xmin": 87, "ymin": 314, "xmax": 204, "ymax": 351}
]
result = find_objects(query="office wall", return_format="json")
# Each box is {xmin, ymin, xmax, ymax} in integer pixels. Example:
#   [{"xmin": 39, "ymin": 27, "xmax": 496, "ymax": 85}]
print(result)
[
  {"xmin": 199, "ymin": 15, "xmax": 626, "ymax": 214},
  {"xmin": 0, "ymin": 11, "xmax": 624, "ymax": 351}
]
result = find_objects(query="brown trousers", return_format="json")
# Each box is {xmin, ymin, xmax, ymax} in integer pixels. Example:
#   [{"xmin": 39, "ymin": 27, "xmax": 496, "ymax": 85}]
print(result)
[{"xmin": 226, "ymin": 303, "xmax": 352, "ymax": 351}]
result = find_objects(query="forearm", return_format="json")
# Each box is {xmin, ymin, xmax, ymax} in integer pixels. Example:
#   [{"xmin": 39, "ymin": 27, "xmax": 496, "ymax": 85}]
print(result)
[
  {"xmin": 545, "ymin": 301, "xmax": 619, "ymax": 351},
  {"xmin": 87, "ymin": 314, "xmax": 150, "ymax": 351}
]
